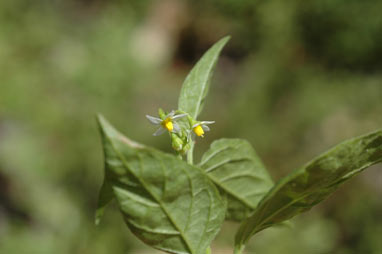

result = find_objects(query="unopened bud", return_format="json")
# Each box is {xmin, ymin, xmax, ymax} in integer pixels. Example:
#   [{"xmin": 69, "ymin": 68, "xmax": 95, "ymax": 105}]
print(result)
[{"xmin": 171, "ymin": 133, "xmax": 184, "ymax": 152}]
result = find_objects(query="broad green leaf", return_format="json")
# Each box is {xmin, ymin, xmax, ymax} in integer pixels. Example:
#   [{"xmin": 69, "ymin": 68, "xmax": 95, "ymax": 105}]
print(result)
[
  {"xmin": 96, "ymin": 115, "xmax": 226, "ymax": 254},
  {"xmin": 234, "ymin": 130, "xmax": 382, "ymax": 252},
  {"xmin": 178, "ymin": 36, "xmax": 230, "ymax": 119},
  {"xmin": 199, "ymin": 139, "xmax": 273, "ymax": 221}
]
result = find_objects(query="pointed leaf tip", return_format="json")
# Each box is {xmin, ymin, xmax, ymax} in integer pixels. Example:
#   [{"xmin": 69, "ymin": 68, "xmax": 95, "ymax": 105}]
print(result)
[
  {"xmin": 178, "ymin": 35, "xmax": 230, "ymax": 119},
  {"xmin": 96, "ymin": 114, "xmax": 144, "ymax": 149},
  {"xmin": 96, "ymin": 113, "xmax": 111, "ymax": 131},
  {"xmin": 220, "ymin": 35, "xmax": 231, "ymax": 43}
]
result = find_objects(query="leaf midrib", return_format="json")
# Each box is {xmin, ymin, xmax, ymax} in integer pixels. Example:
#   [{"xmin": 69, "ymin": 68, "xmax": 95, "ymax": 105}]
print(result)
[
  {"xmin": 106, "ymin": 134, "xmax": 195, "ymax": 254},
  {"xmin": 191, "ymin": 55, "xmax": 216, "ymax": 119}
]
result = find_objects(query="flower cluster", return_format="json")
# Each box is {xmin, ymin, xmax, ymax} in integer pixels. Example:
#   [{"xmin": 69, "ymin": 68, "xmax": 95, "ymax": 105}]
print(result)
[{"xmin": 146, "ymin": 108, "xmax": 214, "ymax": 154}]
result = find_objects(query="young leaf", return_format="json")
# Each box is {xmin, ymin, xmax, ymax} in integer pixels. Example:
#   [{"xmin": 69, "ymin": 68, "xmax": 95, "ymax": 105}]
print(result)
[
  {"xmin": 234, "ymin": 130, "xmax": 382, "ymax": 252},
  {"xmin": 199, "ymin": 139, "xmax": 273, "ymax": 221},
  {"xmin": 178, "ymin": 36, "xmax": 230, "ymax": 119},
  {"xmin": 96, "ymin": 115, "xmax": 226, "ymax": 254}
]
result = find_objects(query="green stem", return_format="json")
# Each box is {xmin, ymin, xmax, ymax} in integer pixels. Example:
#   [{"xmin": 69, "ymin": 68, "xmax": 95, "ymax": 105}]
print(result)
[
  {"xmin": 234, "ymin": 244, "xmax": 245, "ymax": 254},
  {"xmin": 206, "ymin": 246, "xmax": 211, "ymax": 254},
  {"xmin": 187, "ymin": 141, "xmax": 194, "ymax": 164}
]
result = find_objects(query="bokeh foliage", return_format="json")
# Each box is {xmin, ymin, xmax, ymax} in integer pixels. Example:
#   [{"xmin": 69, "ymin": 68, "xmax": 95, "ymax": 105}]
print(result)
[{"xmin": 0, "ymin": 0, "xmax": 381, "ymax": 253}]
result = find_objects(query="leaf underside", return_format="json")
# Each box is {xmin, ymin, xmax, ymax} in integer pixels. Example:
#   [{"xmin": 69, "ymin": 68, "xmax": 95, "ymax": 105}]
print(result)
[
  {"xmin": 235, "ymin": 129, "xmax": 382, "ymax": 249},
  {"xmin": 199, "ymin": 138, "xmax": 273, "ymax": 221},
  {"xmin": 96, "ymin": 115, "xmax": 226, "ymax": 254},
  {"xmin": 178, "ymin": 36, "xmax": 230, "ymax": 119}
]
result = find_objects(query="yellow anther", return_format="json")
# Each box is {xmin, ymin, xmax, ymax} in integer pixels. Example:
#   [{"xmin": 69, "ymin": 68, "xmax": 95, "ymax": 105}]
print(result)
[
  {"xmin": 161, "ymin": 118, "xmax": 173, "ymax": 132},
  {"xmin": 165, "ymin": 121, "xmax": 173, "ymax": 131},
  {"xmin": 193, "ymin": 125, "xmax": 204, "ymax": 137}
]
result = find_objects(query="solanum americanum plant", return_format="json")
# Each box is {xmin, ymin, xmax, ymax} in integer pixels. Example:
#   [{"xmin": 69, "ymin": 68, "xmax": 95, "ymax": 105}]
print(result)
[{"xmin": 95, "ymin": 36, "xmax": 382, "ymax": 254}]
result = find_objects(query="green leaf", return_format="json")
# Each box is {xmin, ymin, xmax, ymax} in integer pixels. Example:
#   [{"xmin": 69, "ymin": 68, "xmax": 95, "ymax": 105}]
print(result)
[
  {"xmin": 199, "ymin": 139, "xmax": 273, "ymax": 221},
  {"xmin": 96, "ymin": 115, "xmax": 226, "ymax": 254},
  {"xmin": 234, "ymin": 130, "xmax": 382, "ymax": 252},
  {"xmin": 178, "ymin": 36, "xmax": 230, "ymax": 119}
]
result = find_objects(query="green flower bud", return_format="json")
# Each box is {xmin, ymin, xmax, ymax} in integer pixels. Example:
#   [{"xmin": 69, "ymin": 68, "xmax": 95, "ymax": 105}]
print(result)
[
  {"xmin": 171, "ymin": 133, "xmax": 184, "ymax": 152},
  {"xmin": 182, "ymin": 143, "xmax": 191, "ymax": 154}
]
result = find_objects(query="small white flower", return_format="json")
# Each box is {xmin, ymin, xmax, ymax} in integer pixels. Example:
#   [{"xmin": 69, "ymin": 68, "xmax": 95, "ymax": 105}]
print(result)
[
  {"xmin": 146, "ymin": 110, "xmax": 187, "ymax": 136},
  {"xmin": 191, "ymin": 121, "xmax": 215, "ymax": 138}
]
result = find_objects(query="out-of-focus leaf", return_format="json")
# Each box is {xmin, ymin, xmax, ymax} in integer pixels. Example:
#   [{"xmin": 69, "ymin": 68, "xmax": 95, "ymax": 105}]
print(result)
[
  {"xmin": 234, "ymin": 130, "xmax": 382, "ymax": 253},
  {"xmin": 178, "ymin": 36, "xmax": 230, "ymax": 119},
  {"xmin": 199, "ymin": 138, "xmax": 273, "ymax": 221},
  {"xmin": 96, "ymin": 115, "xmax": 226, "ymax": 254}
]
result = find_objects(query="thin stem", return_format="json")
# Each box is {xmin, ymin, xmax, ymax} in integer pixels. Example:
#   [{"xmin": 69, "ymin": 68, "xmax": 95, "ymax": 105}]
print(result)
[
  {"xmin": 234, "ymin": 244, "xmax": 245, "ymax": 254},
  {"xmin": 187, "ymin": 141, "xmax": 194, "ymax": 165}
]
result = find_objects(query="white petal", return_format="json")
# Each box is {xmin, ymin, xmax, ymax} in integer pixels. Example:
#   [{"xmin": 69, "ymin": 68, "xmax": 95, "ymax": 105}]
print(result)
[
  {"xmin": 192, "ymin": 123, "xmax": 200, "ymax": 128},
  {"xmin": 202, "ymin": 125, "xmax": 210, "ymax": 132},
  {"xmin": 166, "ymin": 110, "xmax": 175, "ymax": 118},
  {"xmin": 201, "ymin": 121, "xmax": 215, "ymax": 125},
  {"xmin": 153, "ymin": 127, "xmax": 166, "ymax": 136},
  {"xmin": 172, "ymin": 113, "xmax": 188, "ymax": 120},
  {"xmin": 187, "ymin": 131, "xmax": 196, "ymax": 141},
  {"xmin": 146, "ymin": 115, "xmax": 162, "ymax": 125},
  {"xmin": 173, "ymin": 123, "xmax": 181, "ymax": 133}
]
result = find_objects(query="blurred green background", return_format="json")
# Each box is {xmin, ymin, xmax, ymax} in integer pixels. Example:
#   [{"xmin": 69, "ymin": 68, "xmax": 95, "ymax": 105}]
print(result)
[{"xmin": 1, "ymin": 0, "xmax": 381, "ymax": 253}]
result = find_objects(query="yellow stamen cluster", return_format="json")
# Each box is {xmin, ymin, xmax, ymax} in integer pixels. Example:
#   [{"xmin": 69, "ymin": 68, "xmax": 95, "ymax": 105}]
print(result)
[
  {"xmin": 161, "ymin": 118, "xmax": 174, "ymax": 132},
  {"xmin": 193, "ymin": 125, "xmax": 204, "ymax": 137}
]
